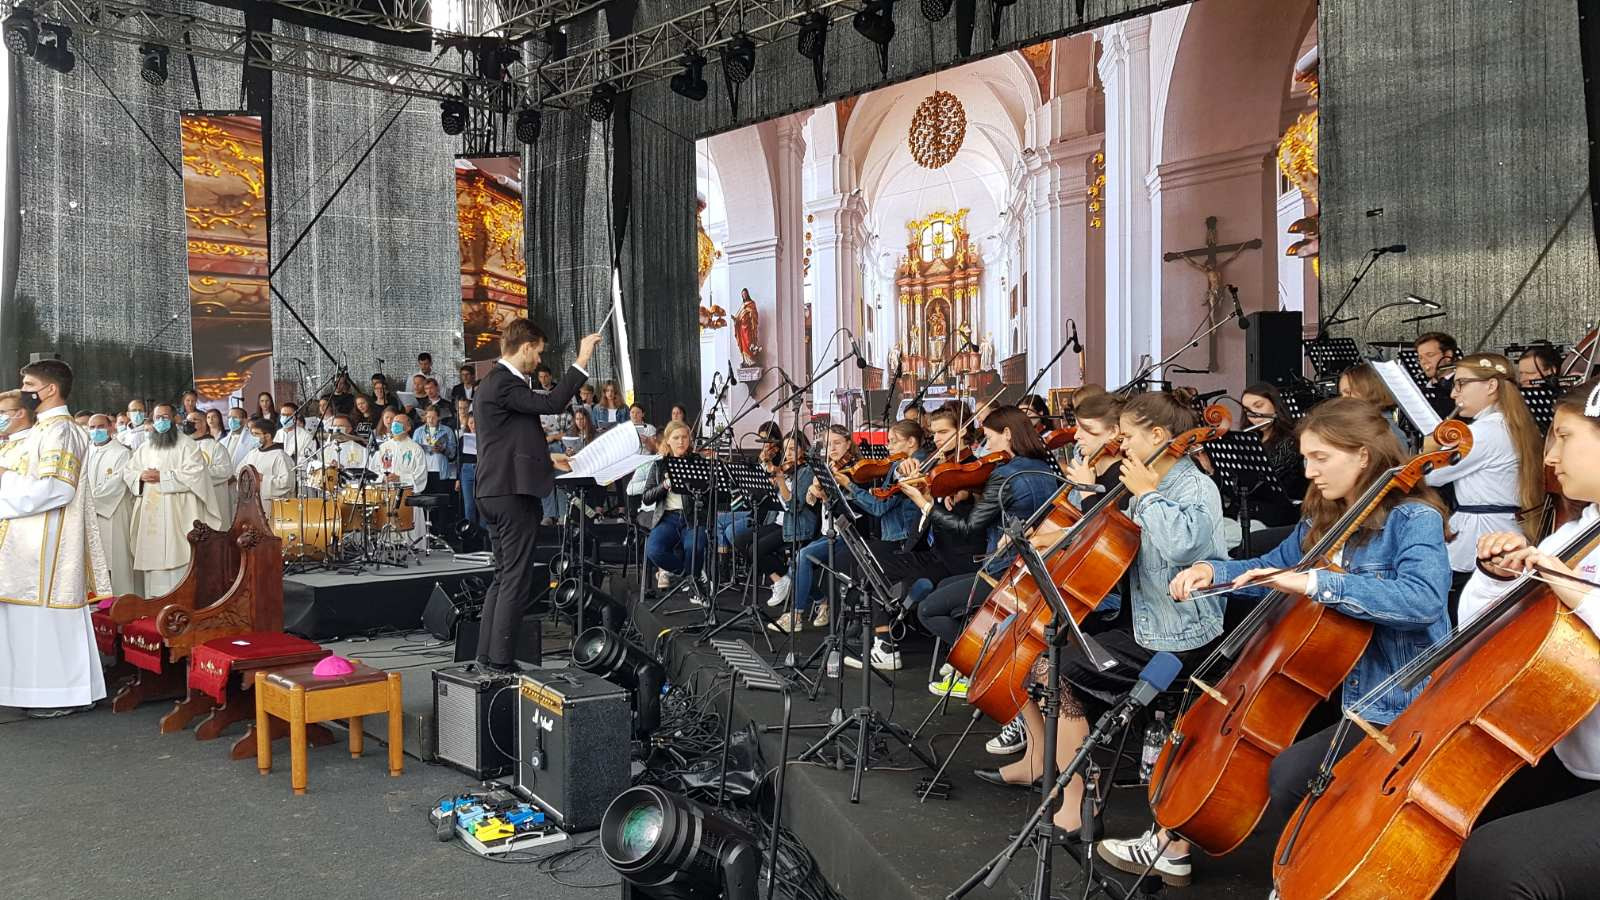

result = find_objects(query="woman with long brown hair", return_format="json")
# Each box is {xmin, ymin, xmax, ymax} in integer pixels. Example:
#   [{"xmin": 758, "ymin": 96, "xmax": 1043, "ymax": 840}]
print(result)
[
  {"xmin": 1422, "ymin": 353, "xmax": 1547, "ymax": 619},
  {"xmin": 593, "ymin": 380, "xmax": 628, "ymax": 430},
  {"xmin": 1338, "ymin": 364, "xmax": 1407, "ymax": 447},
  {"xmin": 1099, "ymin": 398, "xmax": 1453, "ymax": 887},
  {"xmin": 1240, "ymin": 382, "xmax": 1308, "ymax": 525}
]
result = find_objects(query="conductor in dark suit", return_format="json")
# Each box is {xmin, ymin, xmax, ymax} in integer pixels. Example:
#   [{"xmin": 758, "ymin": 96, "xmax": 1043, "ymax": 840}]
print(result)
[{"xmin": 473, "ymin": 318, "xmax": 603, "ymax": 671}]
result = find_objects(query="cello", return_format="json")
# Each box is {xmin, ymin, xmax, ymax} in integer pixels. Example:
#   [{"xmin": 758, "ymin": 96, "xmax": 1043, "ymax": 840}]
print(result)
[
  {"xmin": 957, "ymin": 405, "xmax": 1232, "ymax": 725},
  {"xmin": 1269, "ymin": 519, "xmax": 1600, "ymax": 897},
  {"xmin": 1146, "ymin": 419, "xmax": 1472, "ymax": 856}
]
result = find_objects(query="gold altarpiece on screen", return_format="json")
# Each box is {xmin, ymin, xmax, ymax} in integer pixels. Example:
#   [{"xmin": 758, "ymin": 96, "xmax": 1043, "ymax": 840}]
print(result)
[{"xmin": 894, "ymin": 210, "xmax": 983, "ymax": 383}]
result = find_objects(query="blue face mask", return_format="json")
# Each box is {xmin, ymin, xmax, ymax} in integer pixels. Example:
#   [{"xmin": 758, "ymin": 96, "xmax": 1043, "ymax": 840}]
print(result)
[
  {"xmin": 226, "ymin": 417, "xmax": 242, "ymax": 432},
  {"xmin": 90, "ymin": 427, "xmax": 109, "ymax": 445},
  {"xmin": 0, "ymin": 414, "xmax": 10, "ymax": 432},
  {"xmin": 153, "ymin": 417, "xmax": 173, "ymax": 434},
  {"xmin": 390, "ymin": 422, "xmax": 406, "ymax": 436},
  {"xmin": 279, "ymin": 414, "xmax": 293, "ymax": 428},
  {"xmin": 129, "ymin": 411, "xmax": 146, "ymax": 426}
]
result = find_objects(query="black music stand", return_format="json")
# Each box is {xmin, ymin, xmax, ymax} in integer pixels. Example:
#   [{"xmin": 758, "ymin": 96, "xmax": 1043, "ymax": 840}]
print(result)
[
  {"xmin": 1206, "ymin": 431, "xmax": 1291, "ymax": 558},
  {"xmin": 856, "ymin": 440, "xmax": 890, "ymax": 460},
  {"xmin": 1520, "ymin": 385, "xmax": 1558, "ymax": 432},
  {"xmin": 1303, "ymin": 336, "xmax": 1362, "ymax": 381},
  {"xmin": 652, "ymin": 454, "xmax": 719, "ymax": 623},
  {"xmin": 1275, "ymin": 380, "xmax": 1325, "ymax": 420},
  {"xmin": 718, "ymin": 456, "xmax": 777, "ymax": 602},
  {"xmin": 699, "ymin": 458, "xmax": 784, "ymax": 649}
]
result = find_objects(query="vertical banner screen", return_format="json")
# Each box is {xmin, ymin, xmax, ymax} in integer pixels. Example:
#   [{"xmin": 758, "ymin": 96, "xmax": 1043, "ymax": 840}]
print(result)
[
  {"xmin": 180, "ymin": 113, "xmax": 272, "ymax": 407},
  {"xmin": 456, "ymin": 156, "xmax": 527, "ymax": 363}
]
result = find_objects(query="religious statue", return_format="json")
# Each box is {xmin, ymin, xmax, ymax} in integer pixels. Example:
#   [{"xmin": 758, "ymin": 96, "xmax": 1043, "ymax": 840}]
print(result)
[
  {"xmin": 979, "ymin": 334, "xmax": 994, "ymax": 370},
  {"xmin": 927, "ymin": 303, "xmax": 948, "ymax": 361},
  {"xmin": 733, "ymin": 288, "xmax": 762, "ymax": 368},
  {"xmin": 1164, "ymin": 216, "xmax": 1261, "ymax": 323}
]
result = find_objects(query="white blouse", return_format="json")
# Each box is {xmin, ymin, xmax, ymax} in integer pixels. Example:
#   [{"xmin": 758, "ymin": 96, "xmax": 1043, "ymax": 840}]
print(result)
[{"xmin": 1424, "ymin": 408, "xmax": 1526, "ymax": 572}]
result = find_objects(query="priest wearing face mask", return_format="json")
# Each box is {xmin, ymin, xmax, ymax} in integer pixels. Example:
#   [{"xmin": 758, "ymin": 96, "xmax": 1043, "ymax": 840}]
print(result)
[
  {"xmin": 0, "ymin": 361, "xmax": 110, "ymax": 717},
  {"xmin": 120, "ymin": 399, "xmax": 151, "ymax": 451},
  {"xmin": 0, "ymin": 390, "xmax": 30, "ymax": 443},
  {"xmin": 274, "ymin": 404, "xmax": 316, "ymax": 467},
  {"xmin": 219, "ymin": 406, "xmax": 257, "ymax": 468},
  {"xmin": 85, "ymin": 414, "xmax": 138, "ymax": 596},
  {"xmin": 123, "ymin": 402, "xmax": 222, "ymax": 595},
  {"xmin": 369, "ymin": 413, "xmax": 429, "ymax": 543},
  {"xmin": 185, "ymin": 411, "xmax": 234, "ymax": 526}
]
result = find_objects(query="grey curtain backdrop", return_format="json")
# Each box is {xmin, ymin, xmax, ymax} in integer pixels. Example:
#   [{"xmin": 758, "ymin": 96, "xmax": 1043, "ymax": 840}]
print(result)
[{"xmin": 1321, "ymin": 0, "xmax": 1600, "ymax": 353}]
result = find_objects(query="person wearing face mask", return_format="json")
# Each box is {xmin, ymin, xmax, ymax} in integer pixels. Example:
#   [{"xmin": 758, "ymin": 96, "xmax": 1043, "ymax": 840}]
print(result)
[
  {"xmin": 368, "ymin": 413, "xmax": 430, "ymax": 545},
  {"xmin": 219, "ymin": 406, "xmax": 257, "ymax": 468},
  {"xmin": 0, "ymin": 360, "xmax": 110, "ymax": 717},
  {"xmin": 0, "ymin": 390, "xmax": 32, "ymax": 443},
  {"xmin": 84, "ymin": 413, "xmax": 138, "ymax": 596},
  {"xmin": 239, "ymin": 417, "xmax": 295, "ymax": 500},
  {"xmin": 310, "ymin": 413, "xmax": 368, "ymax": 483},
  {"xmin": 186, "ymin": 411, "xmax": 233, "ymax": 526},
  {"xmin": 120, "ymin": 399, "xmax": 150, "ymax": 451},
  {"xmin": 274, "ymin": 404, "xmax": 316, "ymax": 468},
  {"xmin": 122, "ymin": 402, "xmax": 222, "ymax": 595}
]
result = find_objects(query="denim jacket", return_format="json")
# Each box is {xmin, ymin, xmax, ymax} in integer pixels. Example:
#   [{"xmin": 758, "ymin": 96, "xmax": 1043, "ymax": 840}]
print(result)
[
  {"xmin": 1208, "ymin": 501, "xmax": 1451, "ymax": 724},
  {"xmin": 848, "ymin": 450, "xmax": 927, "ymax": 542},
  {"xmin": 926, "ymin": 456, "xmax": 1060, "ymax": 576},
  {"xmin": 779, "ymin": 467, "xmax": 820, "ymax": 542},
  {"xmin": 1126, "ymin": 456, "xmax": 1228, "ymax": 652}
]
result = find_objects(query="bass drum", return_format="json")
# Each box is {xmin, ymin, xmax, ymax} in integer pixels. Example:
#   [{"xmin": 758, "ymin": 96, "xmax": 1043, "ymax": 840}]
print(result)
[{"xmin": 269, "ymin": 498, "xmax": 341, "ymax": 561}]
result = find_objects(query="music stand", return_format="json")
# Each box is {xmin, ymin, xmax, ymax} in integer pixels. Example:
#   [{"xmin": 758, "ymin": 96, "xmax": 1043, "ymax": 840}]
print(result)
[
  {"xmin": 1206, "ymin": 430, "xmax": 1291, "ymax": 558},
  {"xmin": 1520, "ymin": 385, "xmax": 1558, "ymax": 433},
  {"xmin": 700, "ymin": 458, "xmax": 784, "ymax": 648},
  {"xmin": 1303, "ymin": 337, "xmax": 1362, "ymax": 381},
  {"xmin": 655, "ymin": 455, "xmax": 719, "ymax": 622},
  {"xmin": 1275, "ymin": 380, "xmax": 1325, "ymax": 420},
  {"xmin": 856, "ymin": 441, "xmax": 890, "ymax": 460}
]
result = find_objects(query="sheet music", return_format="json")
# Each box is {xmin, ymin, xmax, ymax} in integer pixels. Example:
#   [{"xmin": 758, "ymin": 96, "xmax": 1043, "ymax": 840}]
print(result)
[
  {"xmin": 557, "ymin": 418, "xmax": 656, "ymax": 486},
  {"xmin": 1371, "ymin": 359, "xmax": 1442, "ymax": 435}
]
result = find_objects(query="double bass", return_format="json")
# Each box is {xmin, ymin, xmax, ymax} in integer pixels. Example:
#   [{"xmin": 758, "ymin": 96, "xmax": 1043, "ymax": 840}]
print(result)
[
  {"xmin": 1269, "ymin": 524, "xmax": 1600, "ymax": 897},
  {"xmin": 1147, "ymin": 419, "xmax": 1472, "ymax": 856},
  {"xmin": 956, "ymin": 406, "xmax": 1232, "ymax": 725}
]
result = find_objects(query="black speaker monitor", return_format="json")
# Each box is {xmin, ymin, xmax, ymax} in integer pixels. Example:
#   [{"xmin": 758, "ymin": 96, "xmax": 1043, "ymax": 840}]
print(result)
[{"xmin": 1245, "ymin": 311, "xmax": 1304, "ymax": 386}]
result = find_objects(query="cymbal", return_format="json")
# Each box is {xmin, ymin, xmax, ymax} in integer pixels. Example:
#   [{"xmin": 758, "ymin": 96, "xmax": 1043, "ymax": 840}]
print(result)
[{"xmin": 325, "ymin": 432, "xmax": 363, "ymax": 444}]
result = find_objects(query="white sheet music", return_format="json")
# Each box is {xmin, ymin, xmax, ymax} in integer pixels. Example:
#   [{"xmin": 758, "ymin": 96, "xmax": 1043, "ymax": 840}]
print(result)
[
  {"xmin": 557, "ymin": 419, "xmax": 656, "ymax": 487},
  {"xmin": 1372, "ymin": 359, "xmax": 1442, "ymax": 435}
]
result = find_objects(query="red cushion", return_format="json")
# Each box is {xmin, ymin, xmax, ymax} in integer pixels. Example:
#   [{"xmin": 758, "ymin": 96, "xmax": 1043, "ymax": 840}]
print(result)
[
  {"xmin": 189, "ymin": 633, "xmax": 328, "ymax": 704},
  {"xmin": 90, "ymin": 610, "xmax": 119, "ymax": 656},
  {"xmin": 120, "ymin": 618, "xmax": 165, "ymax": 674}
]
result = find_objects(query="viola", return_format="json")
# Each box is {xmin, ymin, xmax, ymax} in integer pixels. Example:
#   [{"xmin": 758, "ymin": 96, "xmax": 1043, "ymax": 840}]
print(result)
[
  {"xmin": 956, "ymin": 405, "xmax": 1233, "ymax": 725},
  {"xmin": 844, "ymin": 452, "xmax": 908, "ymax": 485},
  {"xmin": 1271, "ymin": 514, "xmax": 1600, "ymax": 898},
  {"xmin": 867, "ymin": 449, "xmax": 975, "ymax": 500},
  {"xmin": 922, "ymin": 451, "xmax": 1011, "ymax": 498},
  {"xmin": 1146, "ymin": 418, "xmax": 1472, "ymax": 856},
  {"xmin": 1042, "ymin": 426, "xmax": 1077, "ymax": 451}
]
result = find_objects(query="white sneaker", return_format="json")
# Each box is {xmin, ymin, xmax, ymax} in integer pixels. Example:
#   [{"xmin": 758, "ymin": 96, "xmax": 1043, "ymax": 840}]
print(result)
[
  {"xmin": 1096, "ymin": 827, "xmax": 1193, "ymax": 887},
  {"xmin": 810, "ymin": 603, "xmax": 829, "ymax": 627},
  {"xmin": 766, "ymin": 575, "xmax": 792, "ymax": 608},
  {"xmin": 767, "ymin": 611, "xmax": 802, "ymax": 634},
  {"xmin": 938, "ymin": 662, "xmax": 954, "ymax": 678},
  {"xmin": 655, "ymin": 570, "xmax": 671, "ymax": 590},
  {"xmin": 984, "ymin": 716, "xmax": 1028, "ymax": 755},
  {"xmin": 844, "ymin": 639, "xmax": 902, "ymax": 671}
]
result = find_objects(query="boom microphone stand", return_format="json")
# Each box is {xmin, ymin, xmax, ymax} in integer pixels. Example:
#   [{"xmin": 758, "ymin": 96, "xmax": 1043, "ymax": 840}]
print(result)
[{"xmin": 1113, "ymin": 313, "xmax": 1239, "ymax": 395}]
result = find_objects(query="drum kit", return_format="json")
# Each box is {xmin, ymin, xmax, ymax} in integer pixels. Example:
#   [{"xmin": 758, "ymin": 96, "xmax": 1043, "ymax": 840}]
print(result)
[{"xmin": 268, "ymin": 433, "xmax": 418, "ymax": 569}]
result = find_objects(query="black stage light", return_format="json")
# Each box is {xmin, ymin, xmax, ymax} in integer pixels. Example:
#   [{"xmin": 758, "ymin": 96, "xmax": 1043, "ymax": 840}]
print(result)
[
  {"xmin": 720, "ymin": 32, "xmax": 756, "ymax": 84},
  {"xmin": 543, "ymin": 24, "xmax": 568, "ymax": 63},
  {"xmin": 572, "ymin": 625, "xmax": 664, "ymax": 736},
  {"xmin": 440, "ymin": 98, "xmax": 467, "ymax": 135},
  {"xmin": 920, "ymin": 0, "xmax": 954, "ymax": 21},
  {"xmin": 796, "ymin": 10, "xmax": 828, "ymax": 97},
  {"xmin": 587, "ymin": 83, "xmax": 617, "ymax": 122},
  {"xmin": 34, "ymin": 22, "xmax": 72, "ymax": 74},
  {"xmin": 515, "ymin": 105, "xmax": 542, "ymax": 143},
  {"xmin": 139, "ymin": 42, "xmax": 168, "ymax": 86},
  {"xmin": 599, "ymin": 785, "xmax": 762, "ymax": 900},
  {"xmin": 854, "ymin": 0, "xmax": 895, "ymax": 77},
  {"xmin": 670, "ymin": 50, "xmax": 707, "ymax": 102},
  {"xmin": 3, "ymin": 4, "xmax": 36, "ymax": 56}
]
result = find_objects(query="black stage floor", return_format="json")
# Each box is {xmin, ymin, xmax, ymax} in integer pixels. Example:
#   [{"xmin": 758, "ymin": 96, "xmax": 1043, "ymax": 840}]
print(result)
[{"xmin": 630, "ymin": 585, "xmax": 1280, "ymax": 900}]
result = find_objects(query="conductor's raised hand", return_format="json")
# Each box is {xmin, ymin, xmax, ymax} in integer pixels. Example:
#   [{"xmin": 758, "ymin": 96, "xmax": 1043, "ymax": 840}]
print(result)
[{"xmin": 576, "ymin": 333, "xmax": 604, "ymax": 369}]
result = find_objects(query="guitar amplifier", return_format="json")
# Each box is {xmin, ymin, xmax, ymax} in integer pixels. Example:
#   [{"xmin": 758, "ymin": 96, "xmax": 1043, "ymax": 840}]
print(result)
[
  {"xmin": 432, "ymin": 664, "xmax": 518, "ymax": 780},
  {"xmin": 515, "ymin": 670, "xmax": 630, "ymax": 832}
]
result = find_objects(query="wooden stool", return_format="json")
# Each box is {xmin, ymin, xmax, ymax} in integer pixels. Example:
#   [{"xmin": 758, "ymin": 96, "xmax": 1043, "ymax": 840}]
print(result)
[{"xmin": 253, "ymin": 662, "xmax": 403, "ymax": 795}]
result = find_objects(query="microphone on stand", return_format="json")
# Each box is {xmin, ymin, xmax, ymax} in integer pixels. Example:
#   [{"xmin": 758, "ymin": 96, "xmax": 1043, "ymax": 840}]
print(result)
[
  {"xmin": 1228, "ymin": 285, "xmax": 1249, "ymax": 330},
  {"xmin": 849, "ymin": 335, "xmax": 868, "ymax": 369},
  {"xmin": 728, "ymin": 360, "xmax": 738, "ymax": 385},
  {"xmin": 1066, "ymin": 319, "xmax": 1082, "ymax": 353}
]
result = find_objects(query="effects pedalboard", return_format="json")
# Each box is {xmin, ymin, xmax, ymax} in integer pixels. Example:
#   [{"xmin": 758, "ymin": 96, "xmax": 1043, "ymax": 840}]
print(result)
[{"xmin": 430, "ymin": 789, "xmax": 569, "ymax": 856}]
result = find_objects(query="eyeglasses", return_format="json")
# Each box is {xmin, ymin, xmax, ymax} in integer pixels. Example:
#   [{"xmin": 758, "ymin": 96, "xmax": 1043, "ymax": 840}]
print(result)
[{"xmin": 1450, "ymin": 377, "xmax": 1493, "ymax": 391}]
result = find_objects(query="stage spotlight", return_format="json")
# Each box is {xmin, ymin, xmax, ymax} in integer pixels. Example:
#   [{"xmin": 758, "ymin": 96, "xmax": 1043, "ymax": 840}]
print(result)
[
  {"xmin": 853, "ymin": 0, "xmax": 895, "ymax": 76},
  {"xmin": 34, "ymin": 22, "xmax": 73, "ymax": 74},
  {"xmin": 440, "ymin": 98, "xmax": 467, "ymax": 135},
  {"xmin": 139, "ymin": 43, "xmax": 168, "ymax": 86},
  {"xmin": 670, "ymin": 50, "xmax": 707, "ymax": 102},
  {"xmin": 515, "ymin": 105, "xmax": 542, "ymax": 143},
  {"xmin": 3, "ymin": 4, "xmax": 37, "ymax": 56},
  {"xmin": 573, "ymin": 626, "xmax": 665, "ymax": 737},
  {"xmin": 542, "ymin": 24, "xmax": 568, "ymax": 63},
  {"xmin": 920, "ymin": 0, "xmax": 954, "ymax": 21},
  {"xmin": 720, "ymin": 32, "xmax": 756, "ymax": 84},
  {"xmin": 796, "ymin": 10, "xmax": 828, "ymax": 96},
  {"xmin": 587, "ymin": 83, "xmax": 617, "ymax": 122},
  {"xmin": 599, "ymin": 785, "xmax": 762, "ymax": 900}
]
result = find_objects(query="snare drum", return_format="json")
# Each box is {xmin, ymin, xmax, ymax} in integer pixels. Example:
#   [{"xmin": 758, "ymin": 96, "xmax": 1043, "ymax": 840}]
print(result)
[{"xmin": 269, "ymin": 498, "xmax": 341, "ymax": 560}]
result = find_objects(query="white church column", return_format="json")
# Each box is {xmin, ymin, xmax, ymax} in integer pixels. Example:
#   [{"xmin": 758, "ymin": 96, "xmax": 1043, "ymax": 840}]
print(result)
[
  {"xmin": 804, "ymin": 156, "xmax": 866, "ymax": 422},
  {"xmin": 1097, "ymin": 18, "xmax": 1156, "ymax": 386},
  {"xmin": 1024, "ymin": 92, "xmax": 1102, "ymax": 389}
]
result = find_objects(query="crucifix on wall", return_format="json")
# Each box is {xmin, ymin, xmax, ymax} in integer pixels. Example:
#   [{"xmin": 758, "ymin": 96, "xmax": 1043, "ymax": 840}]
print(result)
[{"xmin": 1162, "ymin": 216, "xmax": 1262, "ymax": 369}]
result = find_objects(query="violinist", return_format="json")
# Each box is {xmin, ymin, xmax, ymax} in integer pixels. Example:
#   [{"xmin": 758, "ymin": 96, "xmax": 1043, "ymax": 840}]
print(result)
[
  {"xmin": 733, "ymin": 433, "xmax": 819, "ymax": 601},
  {"xmin": 1338, "ymin": 364, "xmax": 1408, "ymax": 448},
  {"xmin": 637, "ymin": 422, "xmax": 710, "ymax": 587},
  {"xmin": 1060, "ymin": 390, "xmax": 1124, "ymax": 508},
  {"xmin": 1240, "ymin": 382, "xmax": 1307, "ymax": 526},
  {"xmin": 969, "ymin": 391, "xmax": 1226, "ymax": 840},
  {"xmin": 1099, "ymin": 399, "xmax": 1452, "ymax": 886},
  {"xmin": 909, "ymin": 406, "xmax": 1059, "ymax": 693},
  {"xmin": 714, "ymin": 421, "xmax": 782, "ymax": 574},
  {"xmin": 1451, "ymin": 380, "xmax": 1600, "ymax": 900},
  {"xmin": 1020, "ymin": 394, "xmax": 1052, "ymax": 431},
  {"xmin": 1424, "ymin": 353, "xmax": 1547, "ymax": 621},
  {"xmin": 1516, "ymin": 343, "xmax": 1562, "ymax": 389},
  {"xmin": 767, "ymin": 426, "xmax": 859, "ymax": 634}
]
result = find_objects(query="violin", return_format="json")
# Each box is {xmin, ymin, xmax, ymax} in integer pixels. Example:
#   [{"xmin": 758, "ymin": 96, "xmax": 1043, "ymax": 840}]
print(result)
[
  {"xmin": 1271, "ymin": 512, "xmax": 1600, "ymax": 898},
  {"xmin": 1146, "ymin": 418, "xmax": 1472, "ymax": 856},
  {"xmin": 844, "ymin": 452, "xmax": 908, "ymax": 485},
  {"xmin": 867, "ymin": 448, "xmax": 973, "ymax": 500},
  {"xmin": 920, "ymin": 451, "xmax": 1011, "ymax": 498},
  {"xmin": 956, "ymin": 405, "xmax": 1233, "ymax": 725},
  {"xmin": 1042, "ymin": 426, "xmax": 1077, "ymax": 452}
]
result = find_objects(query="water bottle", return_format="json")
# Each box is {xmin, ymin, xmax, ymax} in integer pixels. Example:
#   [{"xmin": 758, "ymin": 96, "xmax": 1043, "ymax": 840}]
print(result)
[
  {"xmin": 1139, "ymin": 710, "xmax": 1169, "ymax": 784},
  {"xmin": 825, "ymin": 648, "xmax": 841, "ymax": 678}
]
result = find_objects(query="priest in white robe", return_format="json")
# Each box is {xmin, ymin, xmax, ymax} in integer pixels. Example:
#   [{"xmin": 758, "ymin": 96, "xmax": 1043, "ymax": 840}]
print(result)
[
  {"xmin": 119, "ymin": 399, "xmax": 150, "ymax": 452},
  {"xmin": 239, "ymin": 419, "xmax": 296, "ymax": 501},
  {"xmin": 187, "ymin": 411, "xmax": 235, "ymax": 527},
  {"xmin": 309, "ymin": 414, "xmax": 368, "ymax": 489},
  {"xmin": 219, "ymin": 407, "xmax": 257, "ymax": 468},
  {"xmin": 274, "ymin": 404, "xmax": 317, "ymax": 467},
  {"xmin": 0, "ymin": 361, "xmax": 109, "ymax": 715},
  {"xmin": 85, "ymin": 414, "xmax": 138, "ymax": 596},
  {"xmin": 369, "ymin": 413, "xmax": 429, "ymax": 544},
  {"xmin": 124, "ymin": 404, "xmax": 222, "ymax": 596}
]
